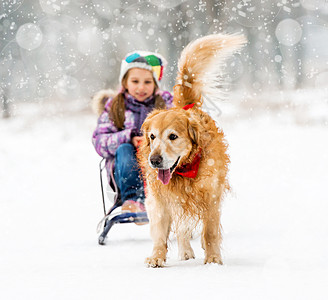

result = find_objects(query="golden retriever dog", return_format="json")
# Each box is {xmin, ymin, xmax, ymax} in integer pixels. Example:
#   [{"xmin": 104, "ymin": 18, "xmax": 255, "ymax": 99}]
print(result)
[{"xmin": 138, "ymin": 34, "xmax": 246, "ymax": 267}]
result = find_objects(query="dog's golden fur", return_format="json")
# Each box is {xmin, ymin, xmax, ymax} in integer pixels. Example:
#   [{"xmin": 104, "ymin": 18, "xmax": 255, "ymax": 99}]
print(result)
[{"xmin": 137, "ymin": 34, "xmax": 246, "ymax": 267}]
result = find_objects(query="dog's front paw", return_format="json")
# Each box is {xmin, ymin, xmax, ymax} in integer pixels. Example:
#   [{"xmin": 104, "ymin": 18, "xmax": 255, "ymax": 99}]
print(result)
[
  {"xmin": 204, "ymin": 254, "xmax": 223, "ymax": 265},
  {"xmin": 145, "ymin": 256, "xmax": 165, "ymax": 268},
  {"xmin": 179, "ymin": 248, "xmax": 195, "ymax": 261}
]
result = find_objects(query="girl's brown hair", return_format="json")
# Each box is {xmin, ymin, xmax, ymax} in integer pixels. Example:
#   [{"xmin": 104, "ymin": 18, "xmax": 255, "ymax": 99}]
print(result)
[{"xmin": 109, "ymin": 71, "xmax": 166, "ymax": 130}]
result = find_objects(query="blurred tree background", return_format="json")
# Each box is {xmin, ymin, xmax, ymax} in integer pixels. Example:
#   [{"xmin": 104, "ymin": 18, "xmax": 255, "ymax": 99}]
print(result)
[{"xmin": 1, "ymin": 0, "xmax": 327, "ymax": 118}]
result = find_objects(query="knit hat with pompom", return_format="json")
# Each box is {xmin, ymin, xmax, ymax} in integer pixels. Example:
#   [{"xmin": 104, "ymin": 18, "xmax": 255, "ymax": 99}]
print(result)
[{"xmin": 119, "ymin": 51, "xmax": 167, "ymax": 87}]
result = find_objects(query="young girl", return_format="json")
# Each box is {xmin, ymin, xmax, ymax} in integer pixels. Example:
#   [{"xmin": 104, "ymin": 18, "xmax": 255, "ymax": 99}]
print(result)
[{"xmin": 92, "ymin": 51, "xmax": 173, "ymax": 217}]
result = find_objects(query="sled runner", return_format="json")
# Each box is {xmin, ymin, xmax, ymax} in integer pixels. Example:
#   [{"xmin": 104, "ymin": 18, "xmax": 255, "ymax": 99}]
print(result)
[{"xmin": 97, "ymin": 158, "xmax": 149, "ymax": 245}]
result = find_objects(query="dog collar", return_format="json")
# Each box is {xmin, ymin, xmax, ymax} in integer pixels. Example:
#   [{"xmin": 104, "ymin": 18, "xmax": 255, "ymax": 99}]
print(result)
[
  {"xmin": 175, "ymin": 148, "xmax": 202, "ymax": 179},
  {"xmin": 182, "ymin": 103, "xmax": 195, "ymax": 110}
]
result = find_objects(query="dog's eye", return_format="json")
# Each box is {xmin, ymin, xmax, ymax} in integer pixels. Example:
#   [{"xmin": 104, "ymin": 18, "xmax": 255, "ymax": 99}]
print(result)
[
  {"xmin": 150, "ymin": 134, "xmax": 155, "ymax": 140},
  {"xmin": 169, "ymin": 133, "xmax": 178, "ymax": 140}
]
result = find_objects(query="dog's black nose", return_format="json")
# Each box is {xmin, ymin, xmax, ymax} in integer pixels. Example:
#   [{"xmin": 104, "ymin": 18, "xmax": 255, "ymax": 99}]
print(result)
[{"xmin": 150, "ymin": 155, "xmax": 163, "ymax": 168}]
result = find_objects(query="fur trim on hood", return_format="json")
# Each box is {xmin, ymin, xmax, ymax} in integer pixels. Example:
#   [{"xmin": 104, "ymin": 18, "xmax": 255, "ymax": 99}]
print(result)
[{"xmin": 91, "ymin": 89, "xmax": 116, "ymax": 115}]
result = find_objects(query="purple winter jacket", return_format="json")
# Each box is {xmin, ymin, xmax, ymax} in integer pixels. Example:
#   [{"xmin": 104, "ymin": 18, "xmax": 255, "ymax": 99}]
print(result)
[{"xmin": 92, "ymin": 91, "xmax": 173, "ymax": 180}]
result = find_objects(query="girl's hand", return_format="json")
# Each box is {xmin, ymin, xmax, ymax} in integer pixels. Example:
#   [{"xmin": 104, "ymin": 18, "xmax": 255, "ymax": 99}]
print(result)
[{"xmin": 132, "ymin": 136, "xmax": 143, "ymax": 148}]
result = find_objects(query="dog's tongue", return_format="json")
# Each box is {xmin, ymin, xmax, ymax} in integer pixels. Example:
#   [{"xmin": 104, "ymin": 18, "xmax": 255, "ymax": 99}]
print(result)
[{"xmin": 157, "ymin": 169, "xmax": 171, "ymax": 185}]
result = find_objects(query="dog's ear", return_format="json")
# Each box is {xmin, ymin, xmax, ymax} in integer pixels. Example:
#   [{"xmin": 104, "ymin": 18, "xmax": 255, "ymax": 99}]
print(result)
[
  {"xmin": 141, "ymin": 111, "xmax": 158, "ymax": 146},
  {"xmin": 187, "ymin": 118, "xmax": 200, "ymax": 146},
  {"xmin": 141, "ymin": 120, "xmax": 150, "ymax": 146},
  {"xmin": 141, "ymin": 109, "xmax": 164, "ymax": 145},
  {"xmin": 138, "ymin": 118, "xmax": 153, "ymax": 165}
]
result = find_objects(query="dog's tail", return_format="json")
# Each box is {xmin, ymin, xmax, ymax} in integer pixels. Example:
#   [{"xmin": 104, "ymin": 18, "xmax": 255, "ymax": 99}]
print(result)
[{"xmin": 173, "ymin": 33, "xmax": 246, "ymax": 108}]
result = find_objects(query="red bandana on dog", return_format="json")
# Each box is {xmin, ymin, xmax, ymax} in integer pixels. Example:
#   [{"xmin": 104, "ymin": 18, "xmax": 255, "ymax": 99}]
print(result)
[
  {"xmin": 182, "ymin": 103, "xmax": 195, "ymax": 110},
  {"xmin": 175, "ymin": 149, "xmax": 202, "ymax": 178},
  {"xmin": 174, "ymin": 103, "xmax": 201, "ymax": 178}
]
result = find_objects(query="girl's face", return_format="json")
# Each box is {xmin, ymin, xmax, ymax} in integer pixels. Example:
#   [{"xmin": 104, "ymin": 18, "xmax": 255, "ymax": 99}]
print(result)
[{"xmin": 124, "ymin": 68, "xmax": 156, "ymax": 101}]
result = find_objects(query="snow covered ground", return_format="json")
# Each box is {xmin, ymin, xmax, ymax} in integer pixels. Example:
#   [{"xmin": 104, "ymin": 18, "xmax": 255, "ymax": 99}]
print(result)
[{"xmin": 1, "ymin": 98, "xmax": 327, "ymax": 300}]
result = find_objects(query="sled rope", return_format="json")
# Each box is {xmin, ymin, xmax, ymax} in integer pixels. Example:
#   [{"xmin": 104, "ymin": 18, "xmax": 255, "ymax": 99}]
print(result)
[{"xmin": 99, "ymin": 158, "xmax": 107, "ymax": 216}]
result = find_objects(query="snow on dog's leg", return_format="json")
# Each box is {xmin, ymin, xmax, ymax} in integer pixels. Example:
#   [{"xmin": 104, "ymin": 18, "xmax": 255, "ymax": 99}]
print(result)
[
  {"xmin": 145, "ymin": 193, "xmax": 171, "ymax": 268},
  {"xmin": 202, "ymin": 194, "xmax": 223, "ymax": 265},
  {"xmin": 177, "ymin": 225, "xmax": 195, "ymax": 260}
]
